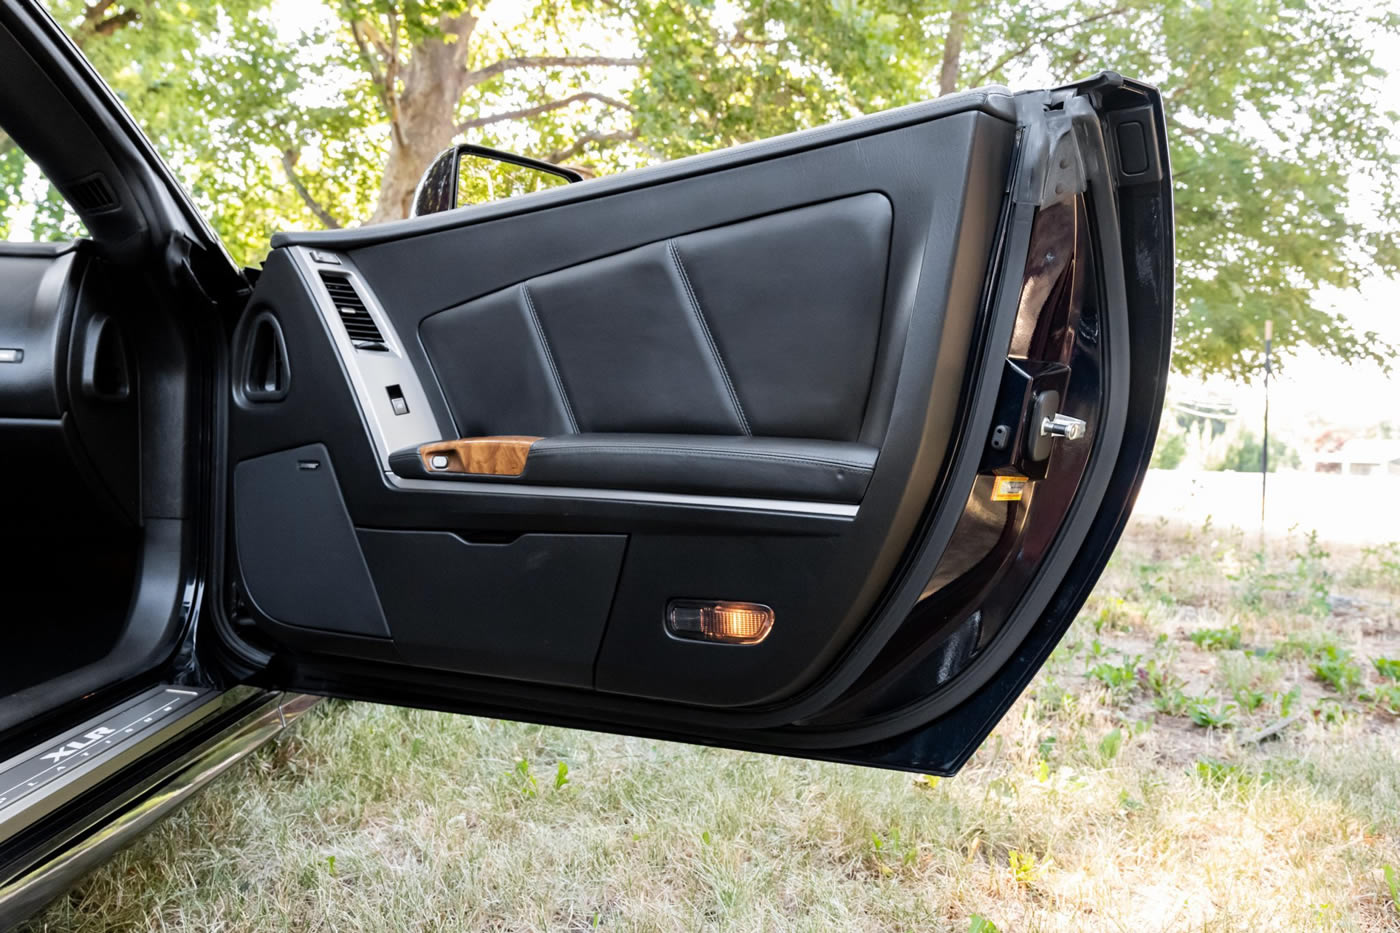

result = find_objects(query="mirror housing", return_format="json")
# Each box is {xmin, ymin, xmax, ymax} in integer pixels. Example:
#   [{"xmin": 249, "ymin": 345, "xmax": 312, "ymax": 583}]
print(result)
[{"xmin": 412, "ymin": 143, "xmax": 583, "ymax": 217}]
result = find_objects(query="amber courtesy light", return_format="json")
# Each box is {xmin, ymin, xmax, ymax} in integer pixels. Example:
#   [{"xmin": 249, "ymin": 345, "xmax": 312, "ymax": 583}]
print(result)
[{"xmin": 666, "ymin": 600, "xmax": 774, "ymax": 645}]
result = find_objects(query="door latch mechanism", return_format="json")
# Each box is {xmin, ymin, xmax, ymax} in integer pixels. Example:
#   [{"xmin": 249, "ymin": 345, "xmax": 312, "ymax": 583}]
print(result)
[
  {"xmin": 981, "ymin": 359, "xmax": 1077, "ymax": 480},
  {"xmin": 1025, "ymin": 388, "xmax": 1086, "ymax": 462},
  {"xmin": 1042, "ymin": 412, "xmax": 1086, "ymax": 441}
]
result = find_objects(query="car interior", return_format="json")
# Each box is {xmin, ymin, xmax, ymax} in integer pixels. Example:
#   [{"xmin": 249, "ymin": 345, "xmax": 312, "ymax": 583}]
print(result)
[
  {"xmin": 0, "ymin": 228, "xmax": 204, "ymax": 735},
  {"xmin": 0, "ymin": 0, "xmax": 1172, "ymax": 778},
  {"xmin": 2, "ymin": 237, "xmax": 137, "ymax": 688},
  {"xmin": 0, "ymin": 17, "xmax": 223, "ymax": 742}
]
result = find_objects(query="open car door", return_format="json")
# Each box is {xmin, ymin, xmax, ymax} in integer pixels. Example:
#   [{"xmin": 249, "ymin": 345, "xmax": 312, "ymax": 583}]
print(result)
[{"xmin": 212, "ymin": 74, "xmax": 1172, "ymax": 775}]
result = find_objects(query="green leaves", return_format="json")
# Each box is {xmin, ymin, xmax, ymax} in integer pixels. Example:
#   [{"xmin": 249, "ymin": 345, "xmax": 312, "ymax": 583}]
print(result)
[
  {"xmin": 20, "ymin": 0, "xmax": 1398, "ymax": 379},
  {"xmin": 512, "ymin": 757, "xmax": 538, "ymax": 797},
  {"xmin": 1153, "ymin": 0, "xmax": 1400, "ymax": 377},
  {"xmin": 1097, "ymin": 727, "xmax": 1124, "ymax": 762},
  {"xmin": 1312, "ymin": 645, "xmax": 1363, "ymax": 694},
  {"xmin": 1187, "ymin": 695, "xmax": 1237, "ymax": 728}
]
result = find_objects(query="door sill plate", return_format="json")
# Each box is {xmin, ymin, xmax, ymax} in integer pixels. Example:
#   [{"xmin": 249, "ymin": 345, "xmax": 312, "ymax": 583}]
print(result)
[{"xmin": 0, "ymin": 686, "xmax": 219, "ymax": 842}]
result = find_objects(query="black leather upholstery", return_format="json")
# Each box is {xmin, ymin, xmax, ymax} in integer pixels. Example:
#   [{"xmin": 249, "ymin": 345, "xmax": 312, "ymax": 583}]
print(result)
[
  {"xmin": 390, "ymin": 434, "xmax": 878, "ymax": 502},
  {"xmin": 420, "ymin": 194, "xmax": 892, "ymax": 441}
]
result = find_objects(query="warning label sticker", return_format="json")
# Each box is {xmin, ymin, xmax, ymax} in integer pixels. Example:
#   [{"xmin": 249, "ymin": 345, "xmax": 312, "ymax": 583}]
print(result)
[{"xmin": 991, "ymin": 475, "xmax": 1029, "ymax": 502}]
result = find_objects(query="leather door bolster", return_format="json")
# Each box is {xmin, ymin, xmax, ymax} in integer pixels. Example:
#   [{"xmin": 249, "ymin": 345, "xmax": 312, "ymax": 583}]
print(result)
[
  {"xmin": 391, "ymin": 434, "xmax": 878, "ymax": 503},
  {"xmin": 417, "ymin": 194, "xmax": 892, "ymax": 441}
]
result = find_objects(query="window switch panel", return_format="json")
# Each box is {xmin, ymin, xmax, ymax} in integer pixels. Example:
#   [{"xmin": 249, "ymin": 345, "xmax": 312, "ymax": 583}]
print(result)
[{"xmin": 386, "ymin": 384, "xmax": 409, "ymax": 416}]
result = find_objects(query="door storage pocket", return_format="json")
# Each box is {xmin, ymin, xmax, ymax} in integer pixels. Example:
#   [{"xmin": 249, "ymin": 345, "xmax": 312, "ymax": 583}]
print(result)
[{"xmin": 357, "ymin": 530, "xmax": 626, "ymax": 688}]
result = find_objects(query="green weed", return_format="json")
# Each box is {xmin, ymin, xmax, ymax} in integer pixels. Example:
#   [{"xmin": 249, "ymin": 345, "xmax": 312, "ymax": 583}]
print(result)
[
  {"xmin": 1153, "ymin": 687, "xmax": 1190, "ymax": 717},
  {"xmin": 1008, "ymin": 849, "xmax": 1049, "ymax": 886},
  {"xmin": 1187, "ymin": 696, "xmax": 1237, "ymax": 729},
  {"xmin": 1190, "ymin": 625, "xmax": 1242, "ymax": 651},
  {"xmin": 1312, "ymin": 646, "xmax": 1362, "ymax": 694},
  {"xmin": 1311, "ymin": 696, "xmax": 1351, "ymax": 726},
  {"xmin": 511, "ymin": 758, "xmax": 538, "ymax": 798},
  {"xmin": 1217, "ymin": 651, "xmax": 1282, "ymax": 696},
  {"xmin": 1088, "ymin": 655, "xmax": 1141, "ymax": 693},
  {"xmin": 1139, "ymin": 657, "xmax": 1184, "ymax": 698},
  {"xmin": 1234, "ymin": 687, "xmax": 1266, "ymax": 712},
  {"xmin": 1367, "ymin": 685, "xmax": 1400, "ymax": 715},
  {"xmin": 1346, "ymin": 542, "xmax": 1400, "ymax": 593},
  {"xmin": 1230, "ymin": 550, "xmax": 1278, "ymax": 612},
  {"xmin": 1276, "ymin": 684, "xmax": 1303, "ymax": 718},
  {"xmin": 1194, "ymin": 757, "xmax": 1275, "ymax": 788},
  {"xmin": 1133, "ymin": 561, "xmax": 1174, "ymax": 606},
  {"xmin": 1089, "ymin": 596, "xmax": 1138, "ymax": 634},
  {"xmin": 1268, "ymin": 632, "xmax": 1340, "ymax": 661},
  {"xmin": 1292, "ymin": 531, "xmax": 1334, "ymax": 616},
  {"xmin": 869, "ymin": 828, "xmax": 919, "ymax": 875},
  {"xmin": 1229, "ymin": 531, "xmax": 1333, "ymax": 616},
  {"xmin": 1097, "ymin": 728, "xmax": 1124, "ymax": 763},
  {"xmin": 1194, "ymin": 757, "xmax": 1243, "ymax": 785}
]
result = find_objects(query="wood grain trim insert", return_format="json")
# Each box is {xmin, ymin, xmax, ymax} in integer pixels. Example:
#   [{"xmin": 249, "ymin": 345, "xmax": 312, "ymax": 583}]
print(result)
[{"xmin": 419, "ymin": 436, "xmax": 541, "ymax": 476}]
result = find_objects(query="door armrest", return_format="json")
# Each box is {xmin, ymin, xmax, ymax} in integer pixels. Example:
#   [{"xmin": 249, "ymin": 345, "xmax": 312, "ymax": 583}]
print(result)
[{"xmin": 390, "ymin": 434, "xmax": 878, "ymax": 503}]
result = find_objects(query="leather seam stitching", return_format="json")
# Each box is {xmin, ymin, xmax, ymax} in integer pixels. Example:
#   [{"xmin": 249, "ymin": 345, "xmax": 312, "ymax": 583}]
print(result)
[
  {"xmin": 667, "ymin": 239, "xmax": 751, "ymax": 435},
  {"xmin": 520, "ymin": 284, "xmax": 579, "ymax": 433},
  {"xmin": 531, "ymin": 445, "xmax": 874, "ymax": 472}
]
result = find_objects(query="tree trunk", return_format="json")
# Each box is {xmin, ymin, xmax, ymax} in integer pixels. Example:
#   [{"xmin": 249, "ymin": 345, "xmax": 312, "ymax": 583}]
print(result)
[
  {"xmin": 366, "ymin": 12, "xmax": 478, "ymax": 226},
  {"xmin": 938, "ymin": 8, "xmax": 967, "ymax": 96}
]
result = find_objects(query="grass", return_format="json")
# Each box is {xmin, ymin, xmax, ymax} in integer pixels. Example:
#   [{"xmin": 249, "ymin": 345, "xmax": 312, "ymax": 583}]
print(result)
[{"xmin": 23, "ymin": 520, "xmax": 1400, "ymax": 932}]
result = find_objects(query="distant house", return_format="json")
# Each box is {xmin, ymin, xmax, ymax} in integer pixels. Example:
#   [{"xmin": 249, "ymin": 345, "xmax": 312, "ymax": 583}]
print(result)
[{"xmin": 1313, "ymin": 438, "xmax": 1400, "ymax": 476}]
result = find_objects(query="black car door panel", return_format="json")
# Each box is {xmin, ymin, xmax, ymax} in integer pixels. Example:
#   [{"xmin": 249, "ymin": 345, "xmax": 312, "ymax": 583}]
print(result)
[{"xmin": 217, "ymin": 76, "xmax": 1173, "ymax": 773}]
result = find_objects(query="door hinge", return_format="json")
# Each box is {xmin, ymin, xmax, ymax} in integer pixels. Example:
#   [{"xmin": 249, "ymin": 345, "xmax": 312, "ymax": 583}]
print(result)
[{"xmin": 1011, "ymin": 92, "xmax": 1094, "ymax": 208}]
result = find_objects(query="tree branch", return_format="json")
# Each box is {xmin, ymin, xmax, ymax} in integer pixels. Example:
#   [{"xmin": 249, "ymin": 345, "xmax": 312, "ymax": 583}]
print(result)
[
  {"xmin": 356, "ymin": 16, "xmax": 394, "ymax": 64},
  {"xmin": 965, "ymin": 6, "xmax": 1132, "ymax": 88},
  {"xmin": 938, "ymin": 9, "xmax": 968, "ymax": 96},
  {"xmin": 465, "ymin": 55, "xmax": 644, "ymax": 87},
  {"xmin": 454, "ymin": 92, "xmax": 632, "ymax": 134},
  {"xmin": 384, "ymin": 2, "xmax": 404, "ymax": 147},
  {"xmin": 351, "ymin": 15, "xmax": 408, "ymax": 144},
  {"xmin": 541, "ymin": 128, "xmax": 638, "ymax": 164},
  {"xmin": 280, "ymin": 149, "xmax": 342, "ymax": 229},
  {"xmin": 80, "ymin": 0, "xmax": 116, "ymax": 30},
  {"xmin": 73, "ymin": 1, "xmax": 139, "ymax": 46},
  {"xmin": 92, "ymin": 8, "xmax": 139, "ymax": 36},
  {"xmin": 349, "ymin": 21, "xmax": 386, "ymax": 90}
]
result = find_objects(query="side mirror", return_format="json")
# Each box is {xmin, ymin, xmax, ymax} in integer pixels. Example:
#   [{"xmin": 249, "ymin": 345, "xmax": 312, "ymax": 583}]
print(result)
[{"xmin": 412, "ymin": 143, "xmax": 583, "ymax": 217}]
